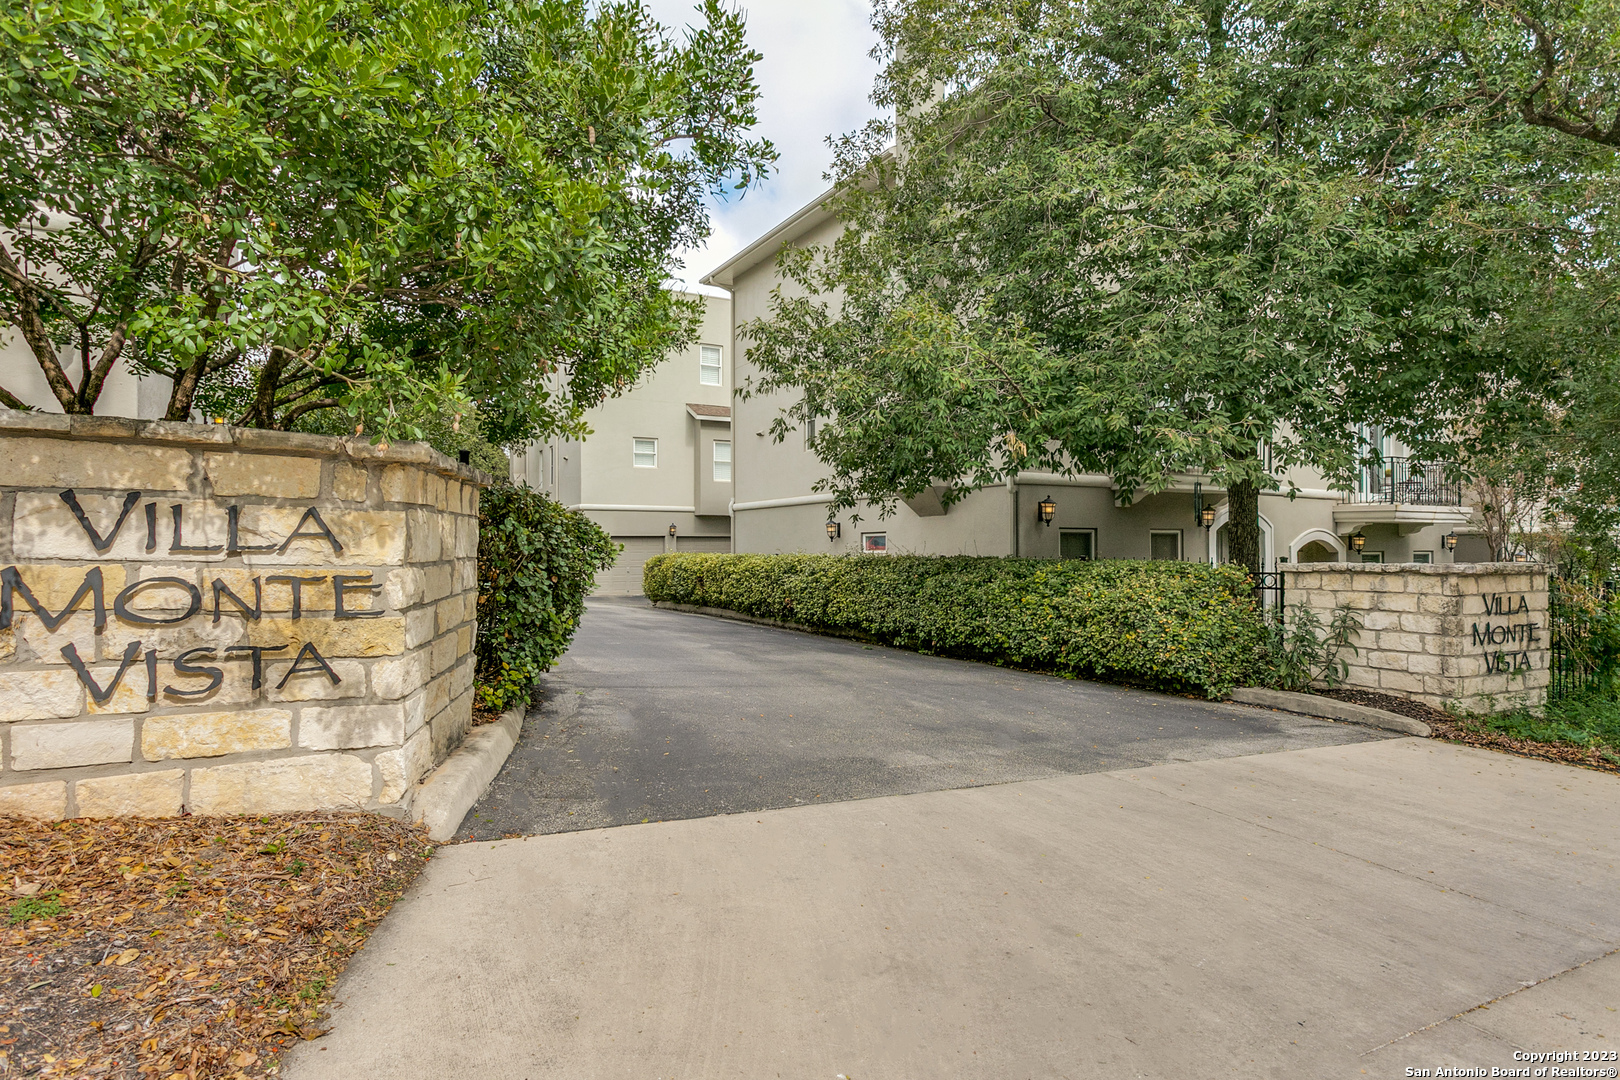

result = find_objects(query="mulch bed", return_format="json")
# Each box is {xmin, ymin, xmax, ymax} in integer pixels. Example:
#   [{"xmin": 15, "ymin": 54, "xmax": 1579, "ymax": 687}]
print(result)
[
  {"xmin": 0, "ymin": 812, "xmax": 433, "ymax": 1078},
  {"xmin": 1320, "ymin": 688, "xmax": 1620, "ymax": 776}
]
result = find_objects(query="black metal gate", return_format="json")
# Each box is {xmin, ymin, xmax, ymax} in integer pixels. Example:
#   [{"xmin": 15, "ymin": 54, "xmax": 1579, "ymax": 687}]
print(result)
[
  {"xmin": 1550, "ymin": 576, "xmax": 1615, "ymax": 702},
  {"xmin": 1253, "ymin": 571, "xmax": 1285, "ymax": 611}
]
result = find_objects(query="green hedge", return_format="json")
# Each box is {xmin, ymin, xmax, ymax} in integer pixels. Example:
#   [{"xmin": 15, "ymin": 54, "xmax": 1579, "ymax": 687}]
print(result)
[
  {"xmin": 475, "ymin": 483, "xmax": 618, "ymax": 711},
  {"xmin": 643, "ymin": 553, "xmax": 1269, "ymax": 697}
]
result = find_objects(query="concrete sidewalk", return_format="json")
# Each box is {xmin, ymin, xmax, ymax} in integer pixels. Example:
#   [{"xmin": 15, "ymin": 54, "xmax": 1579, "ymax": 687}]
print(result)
[{"xmin": 285, "ymin": 739, "xmax": 1620, "ymax": 1079}]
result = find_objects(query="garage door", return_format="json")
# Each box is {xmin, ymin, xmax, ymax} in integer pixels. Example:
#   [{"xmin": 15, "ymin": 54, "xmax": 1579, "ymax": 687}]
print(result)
[
  {"xmin": 594, "ymin": 537, "xmax": 667, "ymax": 596},
  {"xmin": 676, "ymin": 536, "xmax": 731, "ymax": 554}
]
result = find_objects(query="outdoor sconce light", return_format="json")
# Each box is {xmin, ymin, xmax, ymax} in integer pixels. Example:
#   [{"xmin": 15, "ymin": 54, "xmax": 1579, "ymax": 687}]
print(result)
[
  {"xmin": 1513, "ymin": 550, "xmax": 1528, "ymax": 563},
  {"xmin": 1443, "ymin": 531, "xmax": 1459, "ymax": 553},
  {"xmin": 1037, "ymin": 495, "xmax": 1057, "ymax": 526},
  {"xmin": 1349, "ymin": 531, "xmax": 1367, "ymax": 554},
  {"xmin": 668, "ymin": 523, "xmax": 677, "ymax": 537},
  {"xmin": 826, "ymin": 520, "xmax": 841, "ymax": 542},
  {"xmin": 1199, "ymin": 505, "xmax": 1217, "ymax": 530}
]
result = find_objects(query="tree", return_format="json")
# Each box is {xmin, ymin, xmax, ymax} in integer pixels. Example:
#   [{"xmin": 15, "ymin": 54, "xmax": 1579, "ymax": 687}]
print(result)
[
  {"xmin": 0, "ymin": 0, "xmax": 772, "ymax": 443},
  {"xmin": 742, "ymin": 0, "xmax": 1600, "ymax": 573}
]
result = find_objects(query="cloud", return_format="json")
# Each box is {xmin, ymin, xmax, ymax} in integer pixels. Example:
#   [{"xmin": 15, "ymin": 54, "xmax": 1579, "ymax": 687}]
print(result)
[{"xmin": 642, "ymin": 0, "xmax": 885, "ymax": 290}]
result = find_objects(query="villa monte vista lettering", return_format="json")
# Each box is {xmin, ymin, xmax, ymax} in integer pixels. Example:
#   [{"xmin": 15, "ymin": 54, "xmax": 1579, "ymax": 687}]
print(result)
[
  {"xmin": 0, "ymin": 489, "xmax": 386, "ymax": 704},
  {"xmin": 1472, "ymin": 592, "xmax": 1541, "ymax": 674}
]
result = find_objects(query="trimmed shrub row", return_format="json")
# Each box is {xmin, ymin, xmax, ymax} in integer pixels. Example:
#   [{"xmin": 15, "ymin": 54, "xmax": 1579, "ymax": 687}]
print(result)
[{"xmin": 643, "ymin": 553, "xmax": 1270, "ymax": 697}]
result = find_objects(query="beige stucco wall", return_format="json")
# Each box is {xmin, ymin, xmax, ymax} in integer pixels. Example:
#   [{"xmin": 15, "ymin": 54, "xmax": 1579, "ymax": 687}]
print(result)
[
  {"xmin": 0, "ymin": 411, "xmax": 486, "ymax": 820},
  {"xmin": 1285, "ymin": 563, "xmax": 1549, "ymax": 712}
]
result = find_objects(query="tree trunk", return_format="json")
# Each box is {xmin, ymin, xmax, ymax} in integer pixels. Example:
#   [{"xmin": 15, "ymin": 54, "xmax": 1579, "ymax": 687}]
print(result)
[{"xmin": 1226, "ymin": 475, "xmax": 1263, "ymax": 575}]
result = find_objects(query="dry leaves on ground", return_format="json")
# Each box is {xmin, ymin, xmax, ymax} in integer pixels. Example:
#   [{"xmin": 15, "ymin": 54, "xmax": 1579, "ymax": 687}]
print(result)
[
  {"xmin": 0, "ymin": 812, "xmax": 432, "ymax": 1079},
  {"xmin": 1321, "ymin": 688, "xmax": 1620, "ymax": 776}
]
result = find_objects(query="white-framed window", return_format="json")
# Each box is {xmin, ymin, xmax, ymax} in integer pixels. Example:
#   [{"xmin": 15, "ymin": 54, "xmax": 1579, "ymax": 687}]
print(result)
[
  {"xmin": 862, "ymin": 532, "xmax": 887, "ymax": 554},
  {"xmin": 1412, "ymin": 550, "xmax": 1433, "ymax": 564},
  {"xmin": 1149, "ymin": 530, "xmax": 1182, "ymax": 561},
  {"xmin": 1060, "ymin": 529, "xmax": 1096, "ymax": 561},
  {"xmin": 805, "ymin": 414, "xmax": 817, "ymax": 448},
  {"xmin": 632, "ymin": 438, "xmax": 658, "ymax": 468},
  {"xmin": 712, "ymin": 440, "xmax": 732, "ymax": 482},
  {"xmin": 1361, "ymin": 551, "xmax": 1384, "ymax": 564},
  {"xmin": 700, "ymin": 345, "xmax": 723, "ymax": 386}
]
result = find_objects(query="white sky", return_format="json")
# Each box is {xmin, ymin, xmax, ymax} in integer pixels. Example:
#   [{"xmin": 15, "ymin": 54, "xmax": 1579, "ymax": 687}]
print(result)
[{"xmin": 641, "ymin": 0, "xmax": 884, "ymax": 293}]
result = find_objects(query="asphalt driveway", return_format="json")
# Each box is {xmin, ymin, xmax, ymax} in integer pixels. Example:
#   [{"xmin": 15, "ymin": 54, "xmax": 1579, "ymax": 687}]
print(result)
[{"xmin": 456, "ymin": 597, "xmax": 1386, "ymax": 839}]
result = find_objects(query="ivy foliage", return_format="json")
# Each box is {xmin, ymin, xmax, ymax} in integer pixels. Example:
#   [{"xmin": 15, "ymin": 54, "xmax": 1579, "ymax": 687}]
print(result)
[
  {"xmin": 644, "ymin": 553, "xmax": 1270, "ymax": 697},
  {"xmin": 475, "ymin": 483, "xmax": 618, "ymax": 711}
]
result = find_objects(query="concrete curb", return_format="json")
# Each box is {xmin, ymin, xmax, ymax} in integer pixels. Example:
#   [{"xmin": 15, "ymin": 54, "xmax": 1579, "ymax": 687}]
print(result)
[
  {"xmin": 412, "ymin": 703, "xmax": 526, "ymax": 842},
  {"xmin": 1230, "ymin": 687, "xmax": 1432, "ymax": 737}
]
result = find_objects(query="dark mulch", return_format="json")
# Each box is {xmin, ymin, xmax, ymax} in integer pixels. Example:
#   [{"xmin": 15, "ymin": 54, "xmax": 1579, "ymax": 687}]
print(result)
[
  {"xmin": 1320, "ymin": 688, "xmax": 1620, "ymax": 776},
  {"xmin": 0, "ymin": 812, "xmax": 433, "ymax": 1078}
]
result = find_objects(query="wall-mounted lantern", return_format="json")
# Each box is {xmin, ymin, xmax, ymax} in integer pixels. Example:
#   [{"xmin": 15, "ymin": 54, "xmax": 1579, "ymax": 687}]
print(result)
[
  {"xmin": 1037, "ymin": 495, "xmax": 1056, "ymax": 526},
  {"xmin": 1349, "ymin": 531, "xmax": 1367, "ymax": 554},
  {"xmin": 1513, "ymin": 549, "xmax": 1528, "ymax": 563},
  {"xmin": 826, "ymin": 520, "xmax": 841, "ymax": 542},
  {"xmin": 668, "ymin": 523, "xmax": 677, "ymax": 537},
  {"xmin": 1443, "ymin": 531, "xmax": 1458, "ymax": 553},
  {"xmin": 1199, "ymin": 505, "xmax": 1216, "ymax": 530}
]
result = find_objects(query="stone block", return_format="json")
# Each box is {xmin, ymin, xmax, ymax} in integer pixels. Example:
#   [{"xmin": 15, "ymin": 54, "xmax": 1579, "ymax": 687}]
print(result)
[
  {"xmin": 431, "ymin": 634, "xmax": 459, "ymax": 676},
  {"xmin": 1376, "ymin": 593, "xmax": 1419, "ymax": 612},
  {"xmin": 455, "ymin": 517, "xmax": 478, "ymax": 559},
  {"xmin": 422, "ymin": 564, "xmax": 453, "ymax": 604},
  {"xmin": 0, "ymin": 669, "xmax": 86, "ymax": 722},
  {"xmin": 457, "ymin": 624, "xmax": 473, "ymax": 655},
  {"xmin": 376, "ymin": 727, "xmax": 434, "ymax": 804},
  {"xmin": 11, "ymin": 719, "xmax": 134, "ymax": 770},
  {"xmin": 1407, "ymin": 652, "xmax": 1443, "ymax": 675},
  {"xmin": 268, "ymin": 658, "xmax": 366, "ymax": 701},
  {"xmin": 101, "ymin": 616, "xmax": 249, "ymax": 662},
  {"xmin": 246, "ymin": 617, "xmax": 405, "ymax": 658},
  {"xmin": 1378, "ymin": 670, "xmax": 1426, "ymax": 694},
  {"xmin": 10, "ymin": 612, "xmax": 103, "ymax": 666},
  {"xmin": 231, "ymin": 507, "xmax": 406, "ymax": 566},
  {"xmin": 1376, "ymin": 632, "xmax": 1423, "ymax": 654},
  {"xmin": 405, "ymin": 607, "xmax": 436, "ymax": 649},
  {"xmin": 1340, "ymin": 666, "xmax": 1379, "ymax": 688},
  {"xmin": 429, "ymin": 694, "xmax": 472, "ymax": 762},
  {"xmin": 1366, "ymin": 574, "xmax": 1407, "ymax": 593},
  {"xmin": 1419, "ymin": 594, "xmax": 1460, "ymax": 616},
  {"xmin": 204, "ymin": 452, "xmax": 321, "ymax": 498},
  {"xmin": 299, "ymin": 704, "xmax": 405, "ymax": 750},
  {"xmin": 427, "ymin": 473, "xmax": 448, "ymax": 511},
  {"xmin": 403, "ymin": 688, "xmax": 429, "ymax": 737},
  {"xmin": 1317, "ymin": 573, "xmax": 1350, "ymax": 591},
  {"xmin": 332, "ymin": 463, "xmax": 369, "ymax": 503},
  {"xmin": 85, "ymin": 664, "xmax": 152, "ymax": 715},
  {"xmin": 1361, "ymin": 611, "xmax": 1402, "ymax": 632},
  {"xmin": 372, "ymin": 652, "xmax": 428, "ymax": 700},
  {"xmin": 381, "ymin": 465, "xmax": 424, "ymax": 505},
  {"xmin": 3, "ymin": 436, "xmax": 191, "ymax": 491},
  {"xmin": 425, "ymin": 672, "xmax": 452, "ymax": 720},
  {"xmin": 406, "ymin": 510, "xmax": 442, "ymax": 562},
  {"xmin": 457, "ymin": 559, "xmax": 477, "ymax": 592},
  {"xmin": 450, "ymin": 657, "xmax": 474, "ymax": 698},
  {"xmin": 384, "ymin": 567, "xmax": 425, "ymax": 610},
  {"xmin": 0, "ymin": 564, "xmax": 129, "ymax": 614},
  {"xmin": 188, "ymin": 754, "xmax": 374, "ymax": 814},
  {"xmin": 141, "ymin": 708, "xmax": 291, "ymax": 760},
  {"xmin": 1398, "ymin": 613, "xmax": 1443, "ymax": 635},
  {"xmin": 0, "ymin": 781, "xmax": 67, "ymax": 820},
  {"xmin": 1366, "ymin": 651, "xmax": 1410, "ymax": 672},
  {"xmin": 435, "ymin": 596, "xmax": 467, "ymax": 635},
  {"xmin": 75, "ymin": 770, "xmax": 184, "ymax": 818},
  {"xmin": 0, "ymin": 628, "xmax": 13, "ymax": 663}
]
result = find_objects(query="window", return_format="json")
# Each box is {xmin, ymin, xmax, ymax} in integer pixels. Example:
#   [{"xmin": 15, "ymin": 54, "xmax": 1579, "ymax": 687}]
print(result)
[
  {"xmin": 712, "ymin": 440, "xmax": 732, "ymax": 482},
  {"xmin": 862, "ymin": 532, "xmax": 887, "ymax": 553},
  {"xmin": 700, "ymin": 345, "xmax": 722, "ymax": 386},
  {"xmin": 1360, "ymin": 551, "xmax": 1384, "ymax": 564},
  {"xmin": 1149, "ymin": 530, "xmax": 1182, "ymax": 561},
  {"xmin": 632, "ymin": 438, "xmax": 657, "ymax": 468},
  {"xmin": 1411, "ymin": 550, "xmax": 1432, "ymax": 564},
  {"xmin": 805, "ymin": 414, "xmax": 817, "ymax": 448},
  {"xmin": 1060, "ymin": 529, "xmax": 1096, "ymax": 561}
]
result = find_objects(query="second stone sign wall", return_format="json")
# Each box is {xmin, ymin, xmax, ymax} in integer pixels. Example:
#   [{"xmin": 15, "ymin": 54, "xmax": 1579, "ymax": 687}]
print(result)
[
  {"xmin": 0, "ymin": 411, "xmax": 487, "ymax": 820},
  {"xmin": 1284, "ymin": 563, "xmax": 1550, "ymax": 712}
]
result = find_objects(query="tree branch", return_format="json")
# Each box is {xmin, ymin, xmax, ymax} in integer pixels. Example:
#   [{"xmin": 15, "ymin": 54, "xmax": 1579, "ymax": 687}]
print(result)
[{"xmin": 0, "ymin": 239, "xmax": 79, "ymax": 412}]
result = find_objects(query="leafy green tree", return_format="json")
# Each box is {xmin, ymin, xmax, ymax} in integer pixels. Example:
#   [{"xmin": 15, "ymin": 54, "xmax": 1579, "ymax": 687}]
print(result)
[
  {"xmin": 743, "ymin": 0, "xmax": 1602, "ymax": 572},
  {"xmin": 0, "ymin": 0, "xmax": 772, "ymax": 444}
]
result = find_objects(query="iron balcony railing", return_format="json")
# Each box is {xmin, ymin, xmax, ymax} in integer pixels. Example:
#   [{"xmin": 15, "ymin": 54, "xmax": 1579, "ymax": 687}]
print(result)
[{"xmin": 1345, "ymin": 457, "xmax": 1461, "ymax": 506}]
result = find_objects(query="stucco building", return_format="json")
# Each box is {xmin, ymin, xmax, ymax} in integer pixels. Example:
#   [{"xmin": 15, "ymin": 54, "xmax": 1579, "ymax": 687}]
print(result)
[
  {"xmin": 699, "ymin": 187, "xmax": 1481, "ymax": 571},
  {"xmin": 508, "ymin": 293, "xmax": 735, "ymax": 593}
]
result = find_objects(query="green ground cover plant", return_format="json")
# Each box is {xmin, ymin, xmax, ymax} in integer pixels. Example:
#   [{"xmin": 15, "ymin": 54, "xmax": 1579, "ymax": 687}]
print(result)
[
  {"xmin": 476, "ymin": 484, "xmax": 618, "ymax": 712},
  {"xmin": 644, "ymin": 553, "xmax": 1270, "ymax": 697},
  {"xmin": 1465, "ymin": 694, "xmax": 1620, "ymax": 765}
]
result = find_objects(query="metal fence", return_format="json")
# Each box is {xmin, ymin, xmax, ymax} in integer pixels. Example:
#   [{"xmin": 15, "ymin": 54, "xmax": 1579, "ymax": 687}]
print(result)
[
  {"xmin": 1253, "ymin": 571, "xmax": 1285, "ymax": 611},
  {"xmin": 1345, "ymin": 457, "xmax": 1462, "ymax": 506},
  {"xmin": 1549, "ymin": 576, "xmax": 1616, "ymax": 702}
]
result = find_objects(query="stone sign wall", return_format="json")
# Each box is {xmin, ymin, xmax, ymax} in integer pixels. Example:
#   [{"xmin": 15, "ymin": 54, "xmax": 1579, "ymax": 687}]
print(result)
[
  {"xmin": 0, "ymin": 412, "xmax": 486, "ymax": 820},
  {"xmin": 1284, "ymin": 563, "xmax": 1550, "ymax": 712}
]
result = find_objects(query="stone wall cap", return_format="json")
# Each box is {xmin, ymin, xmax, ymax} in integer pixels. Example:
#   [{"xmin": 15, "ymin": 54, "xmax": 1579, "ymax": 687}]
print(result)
[
  {"xmin": 0, "ymin": 408, "xmax": 491, "ymax": 485},
  {"xmin": 1283, "ymin": 562, "xmax": 1547, "ymax": 575}
]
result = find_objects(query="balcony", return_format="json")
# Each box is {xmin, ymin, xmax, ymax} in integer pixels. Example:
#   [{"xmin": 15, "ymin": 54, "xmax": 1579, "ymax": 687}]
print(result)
[{"xmin": 1333, "ymin": 457, "xmax": 1472, "ymax": 532}]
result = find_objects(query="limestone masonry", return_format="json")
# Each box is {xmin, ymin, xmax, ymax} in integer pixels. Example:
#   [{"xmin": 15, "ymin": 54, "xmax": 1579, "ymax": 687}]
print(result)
[
  {"xmin": 1284, "ymin": 563, "xmax": 1550, "ymax": 712},
  {"xmin": 0, "ymin": 411, "xmax": 487, "ymax": 820}
]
